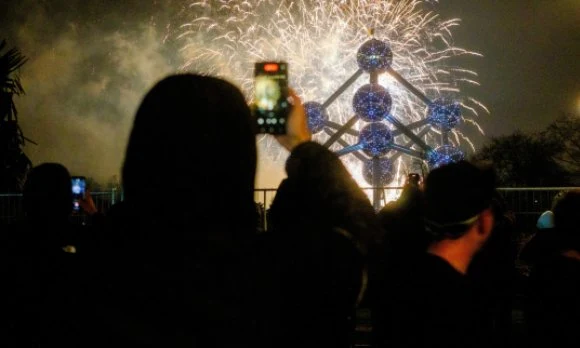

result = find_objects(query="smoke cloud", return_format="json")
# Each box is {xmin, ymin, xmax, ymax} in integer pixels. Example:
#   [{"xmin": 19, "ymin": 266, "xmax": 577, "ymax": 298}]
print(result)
[
  {"xmin": 1, "ymin": 0, "xmax": 287, "ymax": 188},
  {"xmin": 2, "ymin": 0, "xmax": 578, "ymax": 191},
  {"xmin": 2, "ymin": 1, "xmax": 177, "ymax": 184}
]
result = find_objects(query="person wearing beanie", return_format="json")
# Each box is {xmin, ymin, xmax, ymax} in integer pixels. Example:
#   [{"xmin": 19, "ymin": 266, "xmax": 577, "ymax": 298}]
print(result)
[
  {"xmin": 372, "ymin": 160, "xmax": 496, "ymax": 348},
  {"xmin": 525, "ymin": 190, "xmax": 580, "ymax": 347},
  {"xmin": 422, "ymin": 160, "xmax": 496, "ymax": 274},
  {"xmin": 519, "ymin": 210, "xmax": 555, "ymax": 265},
  {"xmin": 536, "ymin": 210, "xmax": 554, "ymax": 230}
]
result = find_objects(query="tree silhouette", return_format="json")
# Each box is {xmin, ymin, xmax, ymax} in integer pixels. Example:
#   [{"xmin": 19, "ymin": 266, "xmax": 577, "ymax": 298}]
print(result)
[
  {"xmin": 544, "ymin": 113, "xmax": 580, "ymax": 173},
  {"xmin": 0, "ymin": 40, "xmax": 33, "ymax": 192},
  {"xmin": 472, "ymin": 131, "xmax": 570, "ymax": 187}
]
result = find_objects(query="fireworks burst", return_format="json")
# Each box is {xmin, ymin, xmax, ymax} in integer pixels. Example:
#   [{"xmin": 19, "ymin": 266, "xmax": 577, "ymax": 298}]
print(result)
[{"xmin": 177, "ymin": 0, "xmax": 487, "ymax": 191}]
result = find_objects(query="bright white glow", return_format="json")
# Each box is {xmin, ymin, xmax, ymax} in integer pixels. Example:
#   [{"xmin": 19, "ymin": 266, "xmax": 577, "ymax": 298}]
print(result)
[{"xmin": 178, "ymin": 0, "xmax": 487, "ymax": 197}]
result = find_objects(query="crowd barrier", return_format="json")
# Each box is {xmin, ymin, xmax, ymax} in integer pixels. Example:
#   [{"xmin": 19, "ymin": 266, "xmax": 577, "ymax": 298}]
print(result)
[{"xmin": 1, "ymin": 188, "xmax": 578, "ymax": 228}]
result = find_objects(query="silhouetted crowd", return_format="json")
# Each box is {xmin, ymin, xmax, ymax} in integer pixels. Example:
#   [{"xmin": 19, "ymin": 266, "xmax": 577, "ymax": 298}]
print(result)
[{"xmin": 1, "ymin": 74, "xmax": 579, "ymax": 347}]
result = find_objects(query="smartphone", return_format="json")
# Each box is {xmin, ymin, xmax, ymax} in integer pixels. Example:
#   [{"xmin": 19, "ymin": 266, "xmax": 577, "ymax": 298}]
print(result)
[
  {"xmin": 71, "ymin": 176, "xmax": 86, "ymax": 212},
  {"xmin": 253, "ymin": 62, "xmax": 290, "ymax": 134},
  {"xmin": 407, "ymin": 173, "xmax": 421, "ymax": 187}
]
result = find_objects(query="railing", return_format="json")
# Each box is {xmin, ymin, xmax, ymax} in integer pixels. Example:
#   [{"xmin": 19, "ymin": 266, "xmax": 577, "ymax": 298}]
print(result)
[
  {"xmin": 256, "ymin": 187, "xmax": 578, "ymax": 213},
  {"xmin": 0, "ymin": 190, "xmax": 121, "ymax": 225},
  {"xmin": 1, "ymin": 187, "xmax": 578, "ymax": 226},
  {"xmin": 495, "ymin": 187, "xmax": 575, "ymax": 215}
]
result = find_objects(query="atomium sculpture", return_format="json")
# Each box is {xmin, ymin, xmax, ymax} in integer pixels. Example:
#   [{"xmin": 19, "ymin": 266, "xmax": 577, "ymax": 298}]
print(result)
[{"xmin": 304, "ymin": 37, "xmax": 465, "ymax": 210}]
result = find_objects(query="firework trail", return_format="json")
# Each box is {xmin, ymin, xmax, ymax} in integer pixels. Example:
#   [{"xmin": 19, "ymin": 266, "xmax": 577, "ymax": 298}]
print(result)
[{"xmin": 177, "ymin": 0, "xmax": 486, "ymax": 189}]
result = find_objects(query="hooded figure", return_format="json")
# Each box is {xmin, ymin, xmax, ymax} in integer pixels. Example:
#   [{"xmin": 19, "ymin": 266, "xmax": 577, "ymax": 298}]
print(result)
[
  {"xmin": 90, "ymin": 74, "xmax": 258, "ymax": 347},
  {"xmin": 122, "ymin": 74, "xmax": 257, "ymax": 229}
]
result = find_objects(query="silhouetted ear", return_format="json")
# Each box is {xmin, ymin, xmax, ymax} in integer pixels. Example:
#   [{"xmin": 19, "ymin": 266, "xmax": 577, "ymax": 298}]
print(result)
[{"xmin": 477, "ymin": 207, "xmax": 495, "ymax": 240}]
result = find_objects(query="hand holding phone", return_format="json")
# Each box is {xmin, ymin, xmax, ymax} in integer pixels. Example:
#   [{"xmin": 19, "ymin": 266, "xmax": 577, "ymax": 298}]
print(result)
[
  {"xmin": 78, "ymin": 191, "xmax": 98, "ymax": 215},
  {"xmin": 71, "ymin": 176, "xmax": 86, "ymax": 212},
  {"xmin": 274, "ymin": 89, "xmax": 312, "ymax": 151},
  {"xmin": 406, "ymin": 173, "xmax": 422, "ymax": 187},
  {"xmin": 254, "ymin": 62, "xmax": 290, "ymax": 134}
]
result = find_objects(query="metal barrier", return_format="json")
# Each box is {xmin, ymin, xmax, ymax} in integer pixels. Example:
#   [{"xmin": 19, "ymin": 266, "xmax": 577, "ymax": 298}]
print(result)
[
  {"xmin": 495, "ymin": 187, "xmax": 575, "ymax": 215},
  {"xmin": 253, "ymin": 189, "xmax": 278, "ymax": 211},
  {"xmin": 0, "ymin": 193, "xmax": 23, "ymax": 225},
  {"xmin": 1, "ymin": 187, "xmax": 578, "ymax": 226},
  {"xmin": 0, "ymin": 190, "xmax": 121, "ymax": 224}
]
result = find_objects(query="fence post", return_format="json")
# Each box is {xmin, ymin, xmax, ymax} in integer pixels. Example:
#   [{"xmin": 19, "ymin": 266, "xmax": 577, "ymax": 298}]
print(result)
[
  {"xmin": 111, "ymin": 187, "xmax": 117, "ymax": 206},
  {"xmin": 263, "ymin": 190, "xmax": 267, "ymax": 232}
]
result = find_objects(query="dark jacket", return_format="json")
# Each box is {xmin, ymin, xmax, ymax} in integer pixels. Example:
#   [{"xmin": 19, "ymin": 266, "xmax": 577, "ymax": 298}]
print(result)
[
  {"xmin": 262, "ymin": 142, "xmax": 380, "ymax": 348},
  {"xmin": 372, "ymin": 253, "xmax": 489, "ymax": 348},
  {"xmin": 525, "ymin": 253, "xmax": 580, "ymax": 347},
  {"xmin": 1, "ymin": 219, "xmax": 83, "ymax": 346}
]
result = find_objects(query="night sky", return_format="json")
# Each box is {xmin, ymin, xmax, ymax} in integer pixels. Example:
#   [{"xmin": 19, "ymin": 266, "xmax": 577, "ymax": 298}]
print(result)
[
  {"xmin": 437, "ymin": 0, "xmax": 579, "ymax": 135},
  {"xmin": 1, "ymin": 0, "xmax": 578, "ymax": 187}
]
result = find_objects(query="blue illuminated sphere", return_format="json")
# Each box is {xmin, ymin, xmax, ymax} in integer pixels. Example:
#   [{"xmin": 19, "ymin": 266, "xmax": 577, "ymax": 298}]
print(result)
[
  {"xmin": 304, "ymin": 101, "xmax": 328, "ymax": 134},
  {"xmin": 359, "ymin": 122, "xmax": 393, "ymax": 157},
  {"xmin": 427, "ymin": 145, "xmax": 465, "ymax": 169},
  {"xmin": 427, "ymin": 98, "xmax": 462, "ymax": 131},
  {"xmin": 363, "ymin": 158, "xmax": 395, "ymax": 186},
  {"xmin": 356, "ymin": 39, "xmax": 393, "ymax": 73},
  {"xmin": 353, "ymin": 84, "xmax": 392, "ymax": 122}
]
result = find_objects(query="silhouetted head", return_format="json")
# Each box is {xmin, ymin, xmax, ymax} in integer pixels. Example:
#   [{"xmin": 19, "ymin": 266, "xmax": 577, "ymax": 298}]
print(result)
[
  {"xmin": 423, "ymin": 160, "xmax": 496, "ymax": 240},
  {"xmin": 522, "ymin": 190, "xmax": 580, "ymax": 263},
  {"xmin": 553, "ymin": 189, "xmax": 580, "ymax": 249},
  {"xmin": 122, "ymin": 74, "xmax": 256, "ymax": 219},
  {"xmin": 23, "ymin": 163, "xmax": 72, "ymax": 219}
]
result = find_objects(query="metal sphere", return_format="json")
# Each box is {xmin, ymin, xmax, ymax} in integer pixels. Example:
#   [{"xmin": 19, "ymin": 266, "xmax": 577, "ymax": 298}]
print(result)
[
  {"xmin": 427, "ymin": 145, "xmax": 464, "ymax": 169},
  {"xmin": 363, "ymin": 158, "xmax": 395, "ymax": 186},
  {"xmin": 427, "ymin": 98, "xmax": 462, "ymax": 131},
  {"xmin": 359, "ymin": 122, "xmax": 393, "ymax": 157},
  {"xmin": 304, "ymin": 101, "xmax": 328, "ymax": 134},
  {"xmin": 353, "ymin": 84, "xmax": 392, "ymax": 122},
  {"xmin": 356, "ymin": 39, "xmax": 393, "ymax": 73}
]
